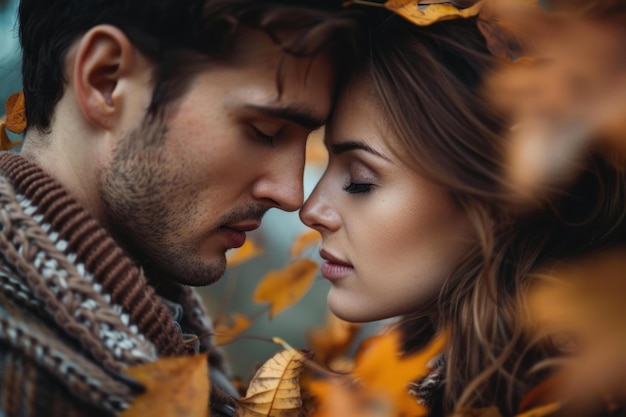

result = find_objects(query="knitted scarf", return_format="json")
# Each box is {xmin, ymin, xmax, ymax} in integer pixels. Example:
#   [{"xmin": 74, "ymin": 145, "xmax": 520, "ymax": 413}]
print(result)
[{"xmin": 0, "ymin": 151, "xmax": 234, "ymax": 416}]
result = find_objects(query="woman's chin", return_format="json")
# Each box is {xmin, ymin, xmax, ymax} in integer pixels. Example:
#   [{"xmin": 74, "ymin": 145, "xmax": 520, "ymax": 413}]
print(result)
[{"xmin": 327, "ymin": 291, "xmax": 395, "ymax": 323}]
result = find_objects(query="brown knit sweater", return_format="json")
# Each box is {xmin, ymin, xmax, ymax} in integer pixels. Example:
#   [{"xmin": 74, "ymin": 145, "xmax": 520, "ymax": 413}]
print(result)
[{"xmin": 0, "ymin": 151, "xmax": 236, "ymax": 416}]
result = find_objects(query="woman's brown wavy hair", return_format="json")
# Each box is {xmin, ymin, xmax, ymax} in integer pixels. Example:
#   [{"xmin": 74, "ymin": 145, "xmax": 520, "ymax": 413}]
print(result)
[{"xmin": 354, "ymin": 13, "xmax": 626, "ymax": 415}]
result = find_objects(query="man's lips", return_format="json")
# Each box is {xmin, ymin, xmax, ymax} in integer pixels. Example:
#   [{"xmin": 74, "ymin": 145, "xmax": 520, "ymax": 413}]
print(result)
[
  {"xmin": 223, "ymin": 221, "xmax": 261, "ymax": 233},
  {"xmin": 220, "ymin": 221, "xmax": 261, "ymax": 248}
]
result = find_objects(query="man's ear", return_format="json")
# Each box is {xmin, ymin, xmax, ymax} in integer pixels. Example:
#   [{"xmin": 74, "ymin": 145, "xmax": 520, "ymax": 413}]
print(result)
[{"xmin": 72, "ymin": 25, "xmax": 139, "ymax": 130}]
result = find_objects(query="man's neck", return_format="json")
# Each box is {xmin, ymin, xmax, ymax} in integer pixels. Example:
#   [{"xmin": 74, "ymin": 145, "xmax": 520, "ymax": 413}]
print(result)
[{"xmin": 21, "ymin": 128, "xmax": 106, "ymax": 227}]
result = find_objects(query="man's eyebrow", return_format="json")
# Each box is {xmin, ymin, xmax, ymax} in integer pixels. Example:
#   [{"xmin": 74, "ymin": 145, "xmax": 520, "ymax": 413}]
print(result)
[
  {"xmin": 245, "ymin": 104, "xmax": 325, "ymax": 130},
  {"xmin": 330, "ymin": 140, "xmax": 391, "ymax": 162}
]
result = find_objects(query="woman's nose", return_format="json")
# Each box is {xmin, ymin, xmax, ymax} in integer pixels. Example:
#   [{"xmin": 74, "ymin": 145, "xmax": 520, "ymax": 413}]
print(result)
[{"xmin": 299, "ymin": 182, "xmax": 340, "ymax": 233}]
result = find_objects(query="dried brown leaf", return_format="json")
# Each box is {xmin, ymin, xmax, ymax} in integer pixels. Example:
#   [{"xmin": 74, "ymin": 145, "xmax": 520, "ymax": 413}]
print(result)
[
  {"xmin": 235, "ymin": 349, "xmax": 312, "ymax": 417},
  {"xmin": 5, "ymin": 91, "xmax": 26, "ymax": 134},
  {"xmin": 385, "ymin": 0, "xmax": 482, "ymax": 26}
]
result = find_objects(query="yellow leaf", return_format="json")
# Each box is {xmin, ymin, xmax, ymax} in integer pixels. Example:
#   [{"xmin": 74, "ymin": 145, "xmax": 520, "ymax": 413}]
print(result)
[
  {"xmin": 121, "ymin": 354, "xmax": 209, "ymax": 417},
  {"xmin": 351, "ymin": 329, "xmax": 446, "ymax": 416},
  {"xmin": 214, "ymin": 313, "xmax": 252, "ymax": 346},
  {"xmin": 384, "ymin": 0, "xmax": 483, "ymax": 26},
  {"xmin": 253, "ymin": 259, "xmax": 318, "ymax": 319},
  {"xmin": 290, "ymin": 229, "xmax": 321, "ymax": 258},
  {"xmin": 307, "ymin": 310, "xmax": 360, "ymax": 366},
  {"xmin": 235, "ymin": 349, "xmax": 312, "ymax": 417},
  {"xmin": 227, "ymin": 239, "xmax": 263, "ymax": 267}
]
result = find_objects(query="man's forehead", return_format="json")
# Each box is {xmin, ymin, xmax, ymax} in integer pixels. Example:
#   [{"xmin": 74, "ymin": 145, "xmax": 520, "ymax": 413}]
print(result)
[
  {"xmin": 224, "ymin": 26, "xmax": 335, "ymax": 76},
  {"xmin": 220, "ymin": 27, "xmax": 336, "ymax": 126}
]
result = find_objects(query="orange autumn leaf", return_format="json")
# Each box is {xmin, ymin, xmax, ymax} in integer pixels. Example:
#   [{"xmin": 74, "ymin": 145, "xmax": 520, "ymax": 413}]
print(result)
[
  {"xmin": 307, "ymin": 311, "xmax": 360, "ymax": 366},
  {"xmin": 121, "ymin": 354, "xmax": 209, "ymax": 417},
  {"xmin": 227, "ymin": 239, "xmax": 263, "ymax": 267},
  {"xmin": 351, "ymin": 329, "xmax": 447, "ymax": 416},
  {"xmin": 253, "ymin": 259, "xmax": 318, "ymax": 319},
  {"xmin": 306, "ymin": 377, "xmax": 379, "ymax": 417},
  {"xmin": 5, "ymin": 91, "xmax": 26, "ymax": 134},
  {"xmin": 214, "ymin": 313, "xmax": 252, "ymax": 346},
  {"xmin": 235, "ymin": 349, "xmax": 312, "ymax": 417},
  {"xmin": 384, "ymin": 0, "xmax": 483, "ymax": 26},
  {"xmin": 0, "ymin": 91, "xmax": 26, "ymax": 151},
  {"xmin": 290, "ymin": 229, "xmax": 321, "ymax": 258}
]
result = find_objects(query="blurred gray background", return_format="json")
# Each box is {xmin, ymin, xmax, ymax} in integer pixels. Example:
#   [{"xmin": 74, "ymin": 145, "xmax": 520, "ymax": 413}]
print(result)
[{"xmin": 1, "ymin": 0, "xmax": 21, "ymax": 110}]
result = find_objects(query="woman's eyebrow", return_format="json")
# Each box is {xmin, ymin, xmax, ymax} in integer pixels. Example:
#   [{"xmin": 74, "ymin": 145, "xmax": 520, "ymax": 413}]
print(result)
[{"xmin": 330, "ymin": 140, "xmax": 391, "ymax": 161}]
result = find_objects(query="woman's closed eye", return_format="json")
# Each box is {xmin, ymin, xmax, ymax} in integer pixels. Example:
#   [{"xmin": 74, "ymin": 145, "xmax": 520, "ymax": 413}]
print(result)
[{"xmin": 343, "ymin": 182, "xmax": 373, "ymax": 194}]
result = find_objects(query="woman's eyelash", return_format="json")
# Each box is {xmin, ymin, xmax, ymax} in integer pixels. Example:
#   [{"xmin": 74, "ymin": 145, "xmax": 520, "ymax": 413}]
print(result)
[{"xmin": 343, "ymin": 182, "xmax": 373, "ymax": 194}]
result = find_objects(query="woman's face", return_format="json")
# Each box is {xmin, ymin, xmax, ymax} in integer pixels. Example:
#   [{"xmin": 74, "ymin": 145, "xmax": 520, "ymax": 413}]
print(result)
[{"xmin": 300, "ymin": 78, "xmax": 475, "ymax": 322}]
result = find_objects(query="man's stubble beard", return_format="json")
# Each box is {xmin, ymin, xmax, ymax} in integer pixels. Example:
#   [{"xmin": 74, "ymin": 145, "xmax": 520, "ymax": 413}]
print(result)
[{"xmin": 99, "ymin": 118, "xmax": 227, "ymax": 286}]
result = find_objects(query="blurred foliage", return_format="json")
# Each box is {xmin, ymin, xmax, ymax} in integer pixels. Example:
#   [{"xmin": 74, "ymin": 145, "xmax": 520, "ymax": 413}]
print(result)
[{"xmin": 4, "ymin": 0, "xmax": 626, "ymax": 415}]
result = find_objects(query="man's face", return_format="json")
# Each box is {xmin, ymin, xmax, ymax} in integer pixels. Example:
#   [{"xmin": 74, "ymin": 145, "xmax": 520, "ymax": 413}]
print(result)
[{"xmin": 101, "ymin": 29, "xmax": 335, "ymax": 285}]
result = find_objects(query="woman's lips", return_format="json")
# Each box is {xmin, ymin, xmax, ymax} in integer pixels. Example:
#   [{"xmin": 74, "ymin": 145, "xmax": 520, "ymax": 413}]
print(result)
[
  {"xmin": 319, "ymin": 249, "xmax": 354, "ymax": 280},
  {"xmin": 321, "ymin": 262, "xmax": 354, "ymax": 280}
]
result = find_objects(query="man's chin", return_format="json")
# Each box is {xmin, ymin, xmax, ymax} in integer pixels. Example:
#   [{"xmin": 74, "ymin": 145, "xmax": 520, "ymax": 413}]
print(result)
[
  {"xmin": 156, "ymin": 256, "xmax": 227, "ymax": 287},
  {"xmin": 185, "ymin": 267, "xmax": 226, "ymax": 287}
]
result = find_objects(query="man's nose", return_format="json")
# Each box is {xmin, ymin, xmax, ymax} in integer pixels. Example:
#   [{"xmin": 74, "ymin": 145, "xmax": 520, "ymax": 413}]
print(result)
[{"xmin": 253, "ymin": 154, "xmax": 305, "ymax": 212}]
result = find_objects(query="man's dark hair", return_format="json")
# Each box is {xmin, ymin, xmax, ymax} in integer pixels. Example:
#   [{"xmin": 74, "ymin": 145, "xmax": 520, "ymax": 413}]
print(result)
[{"xmin": 18, "ymin": 0, "xmax": 360, "ymax": 132}]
